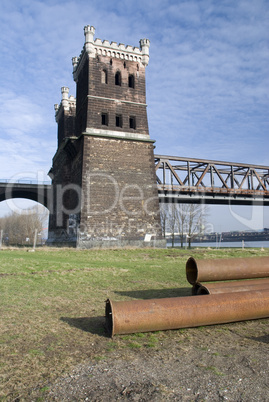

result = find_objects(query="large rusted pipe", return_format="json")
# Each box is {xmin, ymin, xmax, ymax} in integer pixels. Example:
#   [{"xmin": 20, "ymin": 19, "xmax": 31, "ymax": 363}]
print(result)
[
  {"xmin": 105, "ymin": 289, "xmax": 269, "ymax": 336},
  {"xmin": 186, "ymin": 256, "xmax": 269, "ymax": 285},
  {"xmin": 191, "ymin": 282, "xmax": 201, "ymax": 295},
  {"xmin": 196, "ymin": 278, "xmax": 269, "ymax": 295}
]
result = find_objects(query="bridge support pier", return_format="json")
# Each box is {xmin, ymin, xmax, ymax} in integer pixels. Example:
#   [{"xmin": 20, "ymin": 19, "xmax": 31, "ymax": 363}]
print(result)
[
  {"xmin": 47, "ymin": 135, "xmax": 166, "ymax": 249},
  {"xmin": 47, "ymin": 25, "xmax": 166, "ymax": 248}
]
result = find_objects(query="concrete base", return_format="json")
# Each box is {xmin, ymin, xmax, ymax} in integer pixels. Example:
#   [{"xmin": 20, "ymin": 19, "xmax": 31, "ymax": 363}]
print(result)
[
  {"xmin": 47, "ymin": 231, "xmax": 167, "ymax": 249},
  {"xmin": 77, "ymin": 237, "xmax": 167, "ymax": 249},
  {"xmin": 46, "ymin": 230, "xmax": 77, "ymax": 248}
]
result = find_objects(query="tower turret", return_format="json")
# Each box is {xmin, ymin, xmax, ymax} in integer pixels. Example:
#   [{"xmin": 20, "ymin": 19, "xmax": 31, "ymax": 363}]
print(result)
[
  {"xmin": 140, "ymin": 39, "xmax": 150, "ymax": 66},
  {"xmin": 72, "ymin": 25, "xmax": 151, "ymax": 139},
  {"xmin": 54, "ymin": 86, "xmax": 76, "ymax": 146},
  {"xmin": 84, "ymin": 25, "xmax": 96, "ymax": 55}
]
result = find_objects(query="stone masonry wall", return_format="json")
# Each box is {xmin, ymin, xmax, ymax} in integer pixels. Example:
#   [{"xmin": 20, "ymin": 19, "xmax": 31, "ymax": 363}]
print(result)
[
  {"xmin": 48, "ymin": 137, "xmax": 83, "ymax": 244},
  {"xmin": 79, "ymin": 135, "xmax": 162, "ymax": 243},
  {"xmin": 84, "ymin": 56, "xmax": 149, "ymax": 135}
]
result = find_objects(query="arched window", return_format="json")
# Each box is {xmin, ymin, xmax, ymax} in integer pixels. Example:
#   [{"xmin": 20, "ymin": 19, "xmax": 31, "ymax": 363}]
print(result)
[
  {"xmin": 115, "ymin": 71, "xmax": 121, "ymax": 86},
  {"xmin": 101, "ymin": 69, "xmax": 107, "ymax": 84},
  {"xmin": 128, "ymin": 74, "xmax": 135, "ymax": 88}
]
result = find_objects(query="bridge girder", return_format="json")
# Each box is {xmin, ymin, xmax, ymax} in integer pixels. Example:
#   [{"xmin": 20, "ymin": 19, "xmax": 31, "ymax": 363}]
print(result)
[
  {"xmin": 155, "ymin": 155, "xmax": 269, "ymax": 206},
  {"xmin": 0, "ymin": 154, "xmax": 269, "ymax": 210}
]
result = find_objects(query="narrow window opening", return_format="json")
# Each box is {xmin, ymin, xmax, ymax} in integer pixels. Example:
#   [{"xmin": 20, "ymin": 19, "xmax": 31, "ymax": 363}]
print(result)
[
  {"xmin": 124, "ymin": 61, "xmax": 126, "ymax": 68},
  {"xmin": 115, "ymin": 71, "xmax": 121, "ymax": 86},
  {"xmin": 116, "ymin": 114, "xmax": 123, "ymax": 128},
  {"xmin": 101, "ymin": 69, "xmax": 107, "ymax": 84},
  {"xmin": 101, "ymin": 69, "xmax": 108, "ymax": 84},
  {"xmin": 110, "ymin": 59, "xmax": 113, "ymax": 65},
  {"xmin": 129, "ymin": 116, "xmax": 136, "ymax": 130},
  {"xmin": 128, "ymin": 74, "xmax": 135, "ymax": 88},
  {"xmin": 101, "ymin": 113, "xmax": 108, "ymax": 126}
]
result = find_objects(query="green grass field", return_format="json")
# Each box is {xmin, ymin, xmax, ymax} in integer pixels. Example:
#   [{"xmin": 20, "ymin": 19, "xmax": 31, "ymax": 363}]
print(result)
[{"xmin": 0, "ymin": 246, "xmax": 268, "ymax": 400}]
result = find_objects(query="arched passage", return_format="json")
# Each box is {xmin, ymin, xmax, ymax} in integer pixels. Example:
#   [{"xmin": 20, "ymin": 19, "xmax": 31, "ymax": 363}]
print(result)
[
  {"xmin": 0, "ymin": 183, "xmax": 51, "ymax": 246},
  {"xmin": 0, "ymin": 182, "xmax": 52, "ymax": 210},
  {"xmin": 0, "ymin": 198, "xmax": 50, "ymax": 246}
]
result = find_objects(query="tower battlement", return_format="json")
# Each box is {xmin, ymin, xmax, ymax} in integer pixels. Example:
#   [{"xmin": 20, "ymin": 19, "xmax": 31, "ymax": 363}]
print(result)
[{"xmin": 72, "ymin": 25, "xmax": 150, "ymax": 81}]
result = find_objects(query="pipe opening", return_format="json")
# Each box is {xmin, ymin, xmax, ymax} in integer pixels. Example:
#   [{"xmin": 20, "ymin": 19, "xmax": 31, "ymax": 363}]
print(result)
[
  {"xmin": 197, "ymin": 286, "xmax": 210, "ymax": 295},
  {"xmin": 186, "ymin": 257, "xmax": 198, "ymax": 285},
  {"xmin": 105, "ymin": 299, "xmax": 113, "ymax": 337},
  {"xmin": 192, "ymin": 283, "xmax": 201, "ymax": 295}
]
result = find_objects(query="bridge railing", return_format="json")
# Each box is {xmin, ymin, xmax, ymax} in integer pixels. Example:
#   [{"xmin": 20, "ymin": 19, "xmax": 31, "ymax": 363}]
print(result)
[
  {"xmin": 0, "ymin": 179, "xmax": 51, "ymax": 185},
  {"xmin": 155, "ymin": 155, "xmax": 269, "ymax": 201}
]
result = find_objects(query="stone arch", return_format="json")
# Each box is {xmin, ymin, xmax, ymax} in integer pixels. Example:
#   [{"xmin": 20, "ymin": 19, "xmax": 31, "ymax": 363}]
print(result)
[
  {"xmin": 0, "ymin": 183, "xmax": 52, "ymax": 210},
  {"xmin": 101, "ymin": 69, "xmax": 108, "ymax": 84},
  {"xmin": 115, "ymin": 70, "xmax": 122, "ymax": 86},
  {"xmin": 128, "ymin": 74, "xmax": 135, "ymax": 88}
]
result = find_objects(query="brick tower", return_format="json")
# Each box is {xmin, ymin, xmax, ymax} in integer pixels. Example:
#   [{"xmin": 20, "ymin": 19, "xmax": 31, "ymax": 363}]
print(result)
[{"xmin": 48, "ymin": 25, "xmax": 165, "ymax": 248}]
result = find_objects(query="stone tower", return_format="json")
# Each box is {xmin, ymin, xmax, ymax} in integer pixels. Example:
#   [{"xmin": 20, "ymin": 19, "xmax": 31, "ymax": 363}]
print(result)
[{"xmin": 48, "ymin": 25, "xmax": 165, "ymax": 248}]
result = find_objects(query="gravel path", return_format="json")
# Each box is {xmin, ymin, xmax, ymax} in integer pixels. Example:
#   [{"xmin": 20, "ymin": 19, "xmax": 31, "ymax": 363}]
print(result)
[{"xmin": 48, "ymin": 319, "xmax": 269, "ymax": 401}]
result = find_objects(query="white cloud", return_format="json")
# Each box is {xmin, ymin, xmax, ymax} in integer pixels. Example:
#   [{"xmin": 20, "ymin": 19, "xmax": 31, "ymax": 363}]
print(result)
[
  {"xmin": 0, "ymin": 93, "xmax": 44, "ymax": 132},
  {"xmin": 0, "ymin": 0, "xmax": 268, "ymax": 229},
  {"xmin": 0, "ymin": 91, "xmax": 55, "ymax": 178},
  {"xmin": 145, "ymin": 0, "xmax": 269, "ymax": 163}
]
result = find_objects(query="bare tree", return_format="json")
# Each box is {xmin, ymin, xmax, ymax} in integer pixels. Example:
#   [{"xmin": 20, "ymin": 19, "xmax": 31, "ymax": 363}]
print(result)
[
  {"xmin": 159, "ymin": 203, "xmax": 169, "ymax": 238},
  {"xmin": 168, "ymin": 204, "xmax": 178, "ymax": 248},
  {"xmin": 184, "ymin": 204, "xmax": 206, "ymax": 248},
  {"xmin": 175, "ymin": 204, "xmax": 188, "ymax": 247},
  {"xmin": 0, "ymin": 206, "xmax": 48, "ymax": 246},
  {"xmin": 161, "ymin": 203, "xmax": 208, "ymax": 248},
  {"xmin": 160, "ymin": 203, "xmax": 179, "ymax": 247}
]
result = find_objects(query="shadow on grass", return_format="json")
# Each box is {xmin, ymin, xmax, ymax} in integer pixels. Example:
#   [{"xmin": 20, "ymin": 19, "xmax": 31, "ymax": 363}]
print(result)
[
  {"xmin": 61, "ymin": 288, "xmax": 191, "ymax": 337},
  {"xmin": 115, "ymin": 287, "xmax": 191, "ymax": 299},
  {"xmin": 60, "ymin": 316, "xmax": 109, "ymax": 337},
  {"xmin": 249, "ymin": 334, "xmax": 269, "ymax": 344}
]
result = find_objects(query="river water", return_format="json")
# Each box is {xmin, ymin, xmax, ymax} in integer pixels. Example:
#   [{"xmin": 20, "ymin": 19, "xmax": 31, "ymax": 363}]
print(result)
[{"xmin": 167, "ymin": 240, "xmax": 269, "ymax": 249}]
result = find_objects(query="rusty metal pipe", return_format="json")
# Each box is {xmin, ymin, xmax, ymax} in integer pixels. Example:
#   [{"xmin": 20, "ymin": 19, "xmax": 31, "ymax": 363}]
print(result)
[
  {"xmin": 196, "ymin": 278, "xmax": 269, "ymax": 295},
  {"xmin": 193, "ymin": 278, "xmax": 269, "ymax": 295},
  {"xmin": 186, "ymin": 256, "xmax": 269, "ymax": 285},
  {"xmin": 191, "ymin": 282, "xmax": 201, "ymax": 295},
  {"xmin": 105, "ymin": 289, "xmax": 269, "ymax": 336}
]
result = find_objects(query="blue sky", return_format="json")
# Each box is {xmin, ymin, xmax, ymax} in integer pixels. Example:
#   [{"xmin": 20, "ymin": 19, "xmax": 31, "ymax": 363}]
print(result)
[{"xmin": 0, "ymin": 0, "xmax": 268, "ymax": 232}]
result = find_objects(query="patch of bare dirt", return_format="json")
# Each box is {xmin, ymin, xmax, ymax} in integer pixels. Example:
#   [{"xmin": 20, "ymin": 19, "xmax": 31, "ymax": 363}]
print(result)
[{"xmin": 47, "ymin": 318, "xmax": 269, "ymax": 401}]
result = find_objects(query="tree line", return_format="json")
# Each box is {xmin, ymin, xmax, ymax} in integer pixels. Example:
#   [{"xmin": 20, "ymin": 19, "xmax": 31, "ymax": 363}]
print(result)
[
  {"xmin": 0, "ymin": 202, "xmax": 206, "ymax": 248},
  {"xmin": 160, "ymin": 203, "xmax": 208, "ymax": 248},
  {"xmin": 0, "ymin": 206, "xmax": 48, "ymax": 246}
]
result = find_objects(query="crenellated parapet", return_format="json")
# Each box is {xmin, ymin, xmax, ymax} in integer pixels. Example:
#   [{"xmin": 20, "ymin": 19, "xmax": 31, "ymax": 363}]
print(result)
[{"xmin": 72, "ymin": 25, "xmax": 150, "ymax": 82}]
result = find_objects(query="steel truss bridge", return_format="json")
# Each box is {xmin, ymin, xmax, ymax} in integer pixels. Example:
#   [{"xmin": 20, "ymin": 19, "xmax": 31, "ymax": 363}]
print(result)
[
  {"xmin": 155, "ymin": 155, "xmax": 269, "ymax": 206},
  {"xmin": 0, "ymin": 155, "xmax": 269, "ymax": 207}
]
